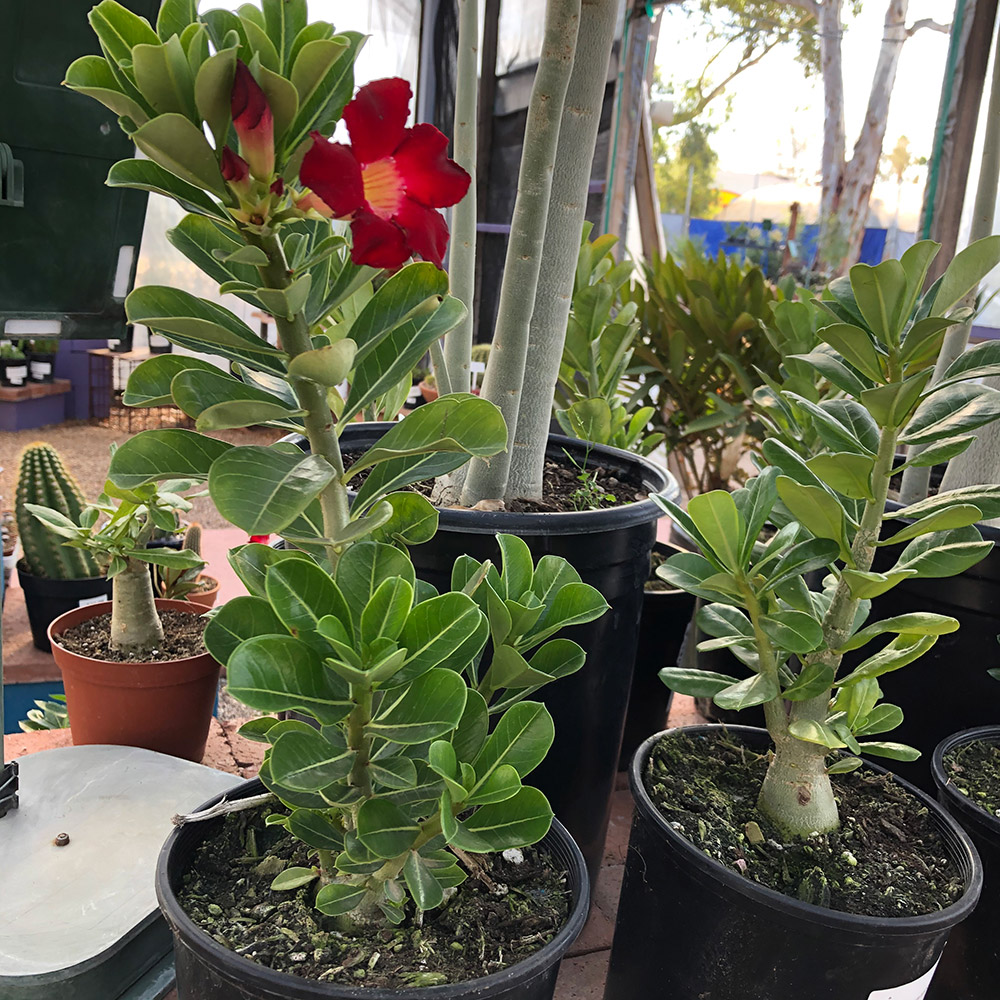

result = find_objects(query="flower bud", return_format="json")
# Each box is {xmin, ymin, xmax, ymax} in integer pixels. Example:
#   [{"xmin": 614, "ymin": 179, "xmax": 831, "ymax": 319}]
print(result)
[{"xmin": 231, "ymin": 61, "xmax": 274, "ymax": 180}]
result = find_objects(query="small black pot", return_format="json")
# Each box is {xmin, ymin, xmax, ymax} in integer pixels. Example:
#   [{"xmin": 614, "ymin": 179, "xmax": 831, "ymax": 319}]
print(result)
[
  {"xmin": 26, "ymin": 351, "xmax": 56, "ymax": 383},
  {"xmin": 16, "ymin": 561, "xmax": 113, "ymax": 652},
  {"xmin": 0, "ymin": 356, "xmax": 29, "ymax": 388},
  {"xmin": 617, "ymin": 542, "xmax": 696, "ymax": 769},
  {"xmin": 604, "ymin": 725, "xmax": 982, "ymax": 1000},
  {"xmin": 157, "ymin": 778, "xmax": 590, "ymax": 1000},
  {"xmin": 927, "ymin": 727, "xmax": 1000, "ymax": 999}
]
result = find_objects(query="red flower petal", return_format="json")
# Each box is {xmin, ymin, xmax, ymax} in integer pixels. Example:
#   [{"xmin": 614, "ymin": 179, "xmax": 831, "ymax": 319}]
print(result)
[
  {"xmin": 231, "ymin": 61, "xmax": 274, "ymax": 178},
  {"xmin": 350, "ymin": 209, "xmax": 410, "ymax": 269},
  {"xmin": 300, "ymin": 133, "xmax": 364, "ymax": 218},
  {"xmin": 393, "ymin": 124, "xmax": 471, "ymax": 208},
  {"xmin": 343, "ymin": 78, "xmax": 412, "ymax": 166},
  {"xmin": 220, "ymin": 146, "xmax": 249, "ymax": 185},
  {"xmin": 395, "ymin": 198, "xmax": 450, "ymax": 269}
]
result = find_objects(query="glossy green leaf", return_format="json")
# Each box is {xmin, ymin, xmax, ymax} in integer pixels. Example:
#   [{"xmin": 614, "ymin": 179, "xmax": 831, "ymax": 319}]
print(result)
[
  {"xmin": 266, "ymin": 558, "xmax": 351, "ymax": 650},
  {"xmin": 227, "ymin": 634, "xmax": 352, "ymax": 724},
  {"xmin": 209, "ymin": 446, "xmax": 335, "ymax": 534},
  {"xmin": 733, "ymin": 468, "xmax": 779, "ymax": 564},
  {"xmin": 403, "ymin": 851, "xmax": 445, "ymax": 910},
  {"xmin": 334, "ymin": 541, "xmax": 415, "ymax": 627},
  {"xmin": 892, "ymin": 525, "xmax": 993, "ymax": 578},
  {"xmin": 891, "ymin": 436, "xmax": 975, "ymax": 471},
  {"xmin": 356, "ymin": 798, "xmax": 420, "ymax": 858},
  {"xmin": 171, "ymin": 366, "xmax": 296, "ymax": 421},
  {"xmin": 526, "ymin": 583, "xmax": 609, "ymax": 645},
  {"xmin": 368, "ymin": 492, "xmax": 439, "ymax": 547},
  {"xmin": 122, "ymin": 354, "xmax": 221, "ymax": 407},
  {"xmin": 270, "ymin": 728, "xmax": 354, "ymax": 790},
  {"xmin": 816, "ymin": 323, "xmax": 885, "ymax": 381},
  {"xmin": 785, "ymin": 347, "xmax": 870, "ymax": 396},
  {"xmin": 447, "ymin": 786, "xmax": 552, "ymax": 853},
  {"xmin": 370, "ymin": 755, "xmax": 418, "ymax": 790},
  {"xmin": 760, "ymin": 611, "xmax": 825, "ymax": 654},
  {"xmin": 776, "ymin": 477, "xmax": 851, "ymax": 558},
  {"xmin": 656, "ymin": 552, "xmax": 741, "ymax": 603},
  {"xmin": 760, "ymin": 538, "xmax": 839, "ymax": 592},
  {"xmin": 902, "ymin": 384, "xmax": 1000, "ymax": 446},
  {"xmin": 130, "ymin": 113, "xmax": 224, "ymax": 195},
  {"xmin": 315, "ymin": 882, "xmax": 368, "ymax": 916},
  {"xmin": 805, "ymin": 453, "xmax": 874, "ymax": 501},
  {"xmin": 932, "ymin": 235, "xmax": 1000, "ymax": 316},
  {"xmin": 133, "ymin": 36, "xmax": 197, "ymax": 119},
  {"xmin": 788, "ymin": 719, "xmax": 847, "ymax": 749},
  {"xmin": 837, "ymin": 634, "xmax": 939, "ymax": 686},
  {"xmin": 287, "ymin": 808, "xmax": 344, "ymax": 850},
  {"xmin": 859, "ymin": 741, "xmax": 920, "ymax": 762},
  {"xmin": 451, "ymin": 690, "xmax": 490, "ymax": 762},
  {"xmin": 227, "ymin": 542, "xmax": 312, "ymax": 599},
  {"xmin": 714, "ymin": 672, "xmax": 780, "ymax": 710},
  {"xmin": 881, "ymin": 505, "xmax": 983, "ymax": 546},
  {"xmin": 369, "ymin": 668, "xmax": 468, "ymax": 744},
  {"xmin": 849, "ymin": 259, "xmax": 906, "ymax": 344},
  {"xmin": 203, "ymin": 595, "xmax": 286, "ymax": 664},
  {"xmin": 855, "ymin": 704, "xmax": 905, "ymax": 737},
  {"xmin": 287, "ymin": 339, "xmax": 357, "ymax": 386},
  {"xmin": 686, "ymin": 490, "xmax": 743, "ymax": 571},
  {"xmin": 782, "ymin": 662, "xmax": 836, "ymax": 701},
  {"xmin": 270, "ymin": 866, "xmax": 317, "ymax": 891},
  {"xmin": 360, "ymin": 577, "xmax": 414, "ymax": 645},
  {"xmin": 891, "ymin": 485, "xmax": 1000, "ymax": 522},
  {"xmin": 108, "ymin": 428, "xmax": 231, "ymax": 487},
  {"xmin": 395, "ymin": 593, "xmax": 486, "ymax": 686},
  {"xmin": 842, "ymin": 568, "xmax": 919, "ymax": 599},
  {"xmin": 471, "ymin": 702, "xmax": 553, "ymax": 791},
  {"xmin": 64, "ymin": 55, "xmax": 150, "ymax": 125},
  {"xmin": 838, "ymin": 613, "xmax": 959, "ymax": 652}
]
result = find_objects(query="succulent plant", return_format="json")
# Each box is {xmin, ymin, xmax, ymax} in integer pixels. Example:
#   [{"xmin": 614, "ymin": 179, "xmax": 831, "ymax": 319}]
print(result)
[{"xmin": 15, "ymin": 444, "xmax": 101, "ymax": 579}]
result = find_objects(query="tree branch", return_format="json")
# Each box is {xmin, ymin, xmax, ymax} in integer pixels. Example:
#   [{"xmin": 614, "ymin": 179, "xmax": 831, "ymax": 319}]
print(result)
[{"xmin": 906, "ymin": 18, "xmax": 950, "ymax": 36}]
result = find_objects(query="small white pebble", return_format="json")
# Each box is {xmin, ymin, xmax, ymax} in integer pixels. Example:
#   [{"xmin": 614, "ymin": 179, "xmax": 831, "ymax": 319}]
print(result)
[{"xmin": 502, "ymin": 848, "xmax": 524, "ymax": 864}]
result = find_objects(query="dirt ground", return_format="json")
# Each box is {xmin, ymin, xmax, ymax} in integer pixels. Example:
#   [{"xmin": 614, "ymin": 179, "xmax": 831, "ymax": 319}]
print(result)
[{"xmin": 1, "ymin": 420, "xmax": 283, "ymax": 529}]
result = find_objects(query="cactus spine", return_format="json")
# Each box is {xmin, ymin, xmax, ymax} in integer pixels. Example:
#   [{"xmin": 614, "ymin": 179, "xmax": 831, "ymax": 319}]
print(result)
[{"xmin": 15, "ymin": 443, "xmax": 102, "ymax": 579}]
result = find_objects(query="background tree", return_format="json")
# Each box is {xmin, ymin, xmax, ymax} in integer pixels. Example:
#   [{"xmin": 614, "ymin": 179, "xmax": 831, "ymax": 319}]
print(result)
[{"xmin": 653, "ymin": 122, "xmax": 722, "ymax": 216}]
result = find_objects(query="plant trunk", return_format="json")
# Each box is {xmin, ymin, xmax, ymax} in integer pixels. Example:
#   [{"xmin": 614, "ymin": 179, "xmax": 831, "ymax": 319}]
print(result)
[
  {"xmin": 461, "ymin": 0, "xmax": 582, "ymax": 506},
  {"xmin": 832, "ymin": 0, "xmax": 909, "ymax": 272},
  {"xmin": 442, "ymin": 0, "xmax": 479, "ymax": 397},
  {"xmin": 110, "ymin": 557, "xmax": 164, "ymax": 655},
  {"xmin": 506, "ymin": 0, "xmax": 619, "ymax": 500},
  {"xmin": 758, "ymin": 730, "xmax": 839, "ymax": 835},
  {"xmin": 899, "ymin": 35, "xmax": 1000, "ymax": 502}
]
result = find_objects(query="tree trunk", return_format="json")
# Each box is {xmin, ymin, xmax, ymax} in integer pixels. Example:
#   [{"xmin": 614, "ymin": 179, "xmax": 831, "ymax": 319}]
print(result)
[
  {"xmin": 110, "ymin": 557, "xmax": 164, "ymax": 655},
  {"xmin": 505, "ymin": 0, "xmax": 620, "ymax": 501},
  {"xmin": 461, "ymin": 0, "xmax": 581, "ymax": 506},
  {"xmin": 833, "ymin": 0, "xmax": 910, "ymax": 271},
  {"xmin": 817, "ymin": 0, "xmax": 846, "ymax": 241}
]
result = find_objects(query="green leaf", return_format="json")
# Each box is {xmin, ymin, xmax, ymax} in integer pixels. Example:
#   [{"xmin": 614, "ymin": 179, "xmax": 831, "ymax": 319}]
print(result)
[
  {"xmin": 261, "ymin": 0, "xmax": 307, "ymax": 71},
  {"xmin": 121, "ymin": 354, "xmax": 221, "ymax": 407},
  {"xmin": 932, "ymin": 235, "xmax": 1000, "ymax": 315},
  {"xmin": 880, "ymin": 505, "xmax": 984, "ymax": 546},
  {"xmin": 714, "ymin": 672, "xmax": 780, "ymax": 711},
  {"xmin": 837, "ymin": 634, "xmax": 939, "ymax": 686},
  {"xmin": 446, "ymin": 786, "xmax": 552, "ymax": 853},
  {"xmin": 227, "ymin": 542, "xmax": 312, "ymax": 599},
  {"xmin": 656, "ymin": 552, "xmax": 740, "ymax": 603},
  {"xmin": 788, "ymin": 719, "xmax": 847, "ymax": 749},
  {"xmin": 209, "ymin": 446, "xmax": 335, "ymax": 534},
  {"xmin": 465, "ymin": 763, "xmax": 522, "ymax": 806},
  {"xmin": 227, "ymin": 634, "xmax": 352, "ymax": 724},
  {"xmin": 860, "ymin": 371, "xmax": 933, "ymax": 428},
  {"xmin": 782, "ymin": 662, "xmax": 836, "ymax": 701},
  {"xmin": 396, "ymin": 593, "xmax": 486, "ymax": 685},
  {"xmin": 64, "ymin": 55, "xmax": 150, "ymax": 125},
  {"xmin": 891, "ymin": 485, "xmax": 1000, "ymax": 522},
  {"xmin": 133, "ymin": 36, "xmax": 197, "ymax": 119},
  {"xmin": 760, "ymin": 611, "xmax": 824, "ymax": 654},
  {"xmin": 270, "ymin": 866, "xmax": 317, "ymax": 891},
  {"xmin": 370, "ymin": 755, "xmax": 418, "ymax": 790},
  {"xmin": 335, "ymin": 541, "xmax": 415, "ymax": 628},
  {"xmin": 855, "ymin": 704, "xmax": 904, "ymax": 737},
  {"xmin": 697, "ymin": 603, "xmax": 753, "ymax": 638},
  {"xmin": 786, "ymin": 348, "xmax": 871, "ymax": 396},
  {"xmin": 816, "ymin": 323, "xmax": 885, "ymax": 381},
  {"xmin": 452, "ymin": 690, "xmax": 490, "ymax": 762},
  {"xmin": 368, "ymin": 492, "xmax": 439, "ymax": 547},
  {"xmin": 733, "ymin": 468, "xmax": 779, "ymax": 564},
  {"xmin": 776, "ymin": 477, "xmax": 851, "ymax": 559},
  {"xmin": 130, "ymin": 113, "xmax": 224, "ymax": 195},
  {"xmin": 892, "ymin": 436, "xmax": 975, "ymax": 472},
  {"xmin": 526, "ymin": 582, "xmax": 609, "ymax": 645},
  {"xmin": 859, "ymin": 741, "xmax": 920, "ymax": 762},
  {"xmin": 270, "ymin": 728, "xmax": 354, "ymax": 790},
  {"xmin": 360, "ymin": 577, "xmax": 413, "ymax": 645},
  {"xmin": 357, "ymin": 798, "xmax": 420, "ymax": 858},
  {"xmin": 369, "ymin": 668, "xmax": 468, "ymax": 744},
  {"xmin": 171, "ymin": 366, "xmax": 296, "ymax": 421},
  {"xmin": 471, "ymin": 702, "xmax": 554, "ymax": 793},
  {"xmin": 891, "ymin": 525, "xmax": 993, "ymax": 578},
  {"xmin": 287, "ymin": 340, "xmax": 357, "ymax": 386},
  {"xmin": 130, "ymin": 546, "xmax": 203, "ymax": 569},
  {"xmin": 403, "ymin": 851, "xmax": 445, "ymax": 910},
  {"xmin": 785, "ymin": 392, "xmax": 873, "ymax": 456},
  {"xmin": 838, "ymin": 613, "xmax": 959, "ymax": 652},
  {"xmin": 842, "ymin": 568, "xmax": 919, "ymax": 600},
  {"xmin": 686, "ymin": 490, "xmax": 744, "ymax": 571},
  {"xmin": 805, "ymin": 453, "xmax": 874, "ymax": 501},
  {"xmin": 107, "ymin": 158, "xmax": 227, "ymax": 218},
  {"xmin": 902, "ymin": 384, "xmax": 1000, "ymax": 446},
  {"xmin": 315, "ymin": 882, "xmax": 368, "ymax": 916},
  {"xmin": 287, "ymin": 808, "xmax": 345, "ymax": 850},
  {"xmin": 203, "ymin": 595, "xmax": 286, "ymax": 664},
  {"xmin": 108, "ymin": 428, "xmax": 231, "ymax": 487},
  {"xmin": 266, "ymin": 558, "xmax": 352, "ymax": 650},
  {"xmin": 939, "ymin": 340, "xmax": 1000, "ymax": 387},
  {"xmin": 827, "ymin": 757, "xmax": 863, "ymax": 775},
  {"xmin": 760, "ymin": 538, "xmax": 839, "ymax": 592},
  {"xmin": 193, "ymin": 45, "xmax": 237, "ymax": 146},
  {"xmin": 849, "ymin": 259, "xmax": 906, "ymax": 345},
  {"xmin": 657, "ymin": 667, "xmax": 743, "ymax": 697}
]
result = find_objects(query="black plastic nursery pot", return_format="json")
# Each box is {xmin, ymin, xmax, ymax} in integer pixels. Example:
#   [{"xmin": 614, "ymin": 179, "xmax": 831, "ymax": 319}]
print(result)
[
  {"xmin": 332, "ymin": 423, "xmax": 677, "ymax": 887},
  {"xmin": 1, "ymin": 356, "xmax": 28, "ymax": 387},
  {"xmin": 26, "ymin": 350, "xmax": 56, "ymax": 383},
  {"xmin": 603, "ymin": 725, "xmax": 982, "ymax": 1000},
  {"xmin": 16, "ymin": 561, "xmax": 112, "ymax": 652},
  {"xmin": 857, "ymin": 505, "xmax": 1000, "ymax": 791},
  {"xmin": 926, "ymin": 727, "xmax": 1000, "ymax": 999},
  {"xmin": 156, "ymin": 778, "xmax": 590, "ymax": 1000},
  {"xmin": 617, "ymin": 542, "xmax": 696, "ymax": 769}
]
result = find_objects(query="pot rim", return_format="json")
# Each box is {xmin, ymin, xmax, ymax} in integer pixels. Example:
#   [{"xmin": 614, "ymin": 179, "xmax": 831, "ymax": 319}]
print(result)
[
  {"xmin": 631, "ymin": 725, "xmax": 983, "ymax": 935},
  {"xmin": 15, "ymin": 559, "xmax": 109, "ymax": 585},
  {"xmin": 932, "ymin": 726, "xmax": 1000, "ymax": 835},
  {"xmin": 288, "ymin": 424, "xmax": 679, "ymax": 536},
  {"xmin": 47, "ymin": 597, "xmax": 214, "ymax": 668},
  {"xmin": 156, "ymin": 777, "xmax": 590, "ymax": 999}
]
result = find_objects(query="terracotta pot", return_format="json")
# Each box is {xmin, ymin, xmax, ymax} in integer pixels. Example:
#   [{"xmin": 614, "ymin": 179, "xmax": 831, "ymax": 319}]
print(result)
[
  {"xmin": 48, "ymin": 599, "xmax": 221, "ymax": 762},
  {"xmin": 418, "ymin": 378, "xmax": 438, "ymax": 402},
  {"xmin": 185, "ymin": 574, "xmax": 219, "ymax": 609}
]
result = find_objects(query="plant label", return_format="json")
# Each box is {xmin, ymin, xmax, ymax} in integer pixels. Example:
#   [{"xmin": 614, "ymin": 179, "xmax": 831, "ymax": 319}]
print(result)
[
  {"xmin": 5, "ymin": 364, "xmax": 27, "ymax": 385},
  {"xmin": 867, "ymin": 960, "xmax": 940, "ymax": 1000},
  {"xmin": 29, "ymin": 360, "xmax": 52, "ymax": 380},
  {"xmin": 78, "ymin": 594, "xmax": 107, "ymax": 608}
]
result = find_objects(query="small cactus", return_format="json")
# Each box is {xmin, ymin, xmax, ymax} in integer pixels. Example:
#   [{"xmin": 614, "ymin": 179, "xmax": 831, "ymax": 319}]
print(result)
[
  {"xmin": 15, "ymin": 443, "xmax": 101, "ymax": 579},
  {"xmin": 182, "ymin": 522, "xmax": 202, "ymax": 557}
]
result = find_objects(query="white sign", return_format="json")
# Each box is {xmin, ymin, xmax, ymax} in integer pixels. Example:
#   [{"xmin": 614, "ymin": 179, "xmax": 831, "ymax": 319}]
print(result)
[
  {"xmin": 5, "ymin": 365, "xmax": 27, "ymax": 386},
  {"xmin": 29, "ymin": 361, "xmax": 52, "ymax": 380},
  {"xmin": 78, "ymin": 594, "xmax": 107, "ymax": 608},
  {"xmin": 868, "ymin": 960, "xmax": 940, "ymax": 1000}
]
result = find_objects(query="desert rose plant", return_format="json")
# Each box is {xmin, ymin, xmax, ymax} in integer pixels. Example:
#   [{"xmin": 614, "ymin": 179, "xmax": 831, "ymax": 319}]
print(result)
[
  {"xmin": 656, "ymin": 238, "xmax": 1000, "ymax": 836},
  {"xmin": 206, "ymin": 533, "xmax": 607, "ymax": 921},
  {"xmin": 25, "ymin": 469, "xmax": 203, "ymax": 654}
]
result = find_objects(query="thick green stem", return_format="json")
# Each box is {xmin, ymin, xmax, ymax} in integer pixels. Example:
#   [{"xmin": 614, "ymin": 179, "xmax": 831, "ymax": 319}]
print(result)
[
  {"xmin": 507, "ymin": 0, "xmax": 619, "ymax": 500},
  {"xmin": 758, "ymin": 423, "xmax": 900, "ymax": 836},
  {"xmin": 442, "ymin": 0, "xmax": 479, "ymax": 395},
  {"xmin": 347, "ymin": 685, "xmax": 374, "ymax": 797},
  {"xmin": 461, "ymin": 0, "xmax": 582, "ymax": 505},
  {"xmin": 251, "ymin": 231, "xmax": 350, "ymax": 566},
  {"xmin": 110, "ymin": 556, "xmax": 164, "ymax": 654}
]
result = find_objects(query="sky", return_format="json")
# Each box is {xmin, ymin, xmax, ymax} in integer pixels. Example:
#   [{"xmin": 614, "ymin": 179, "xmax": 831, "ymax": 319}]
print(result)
[{"xmin": 654, "ymin": 1, "xmax": 955, "ymax": 181}]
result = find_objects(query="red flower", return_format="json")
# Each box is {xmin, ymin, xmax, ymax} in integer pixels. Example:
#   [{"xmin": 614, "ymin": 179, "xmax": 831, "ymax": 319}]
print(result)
[
  {"xmin": 220, "ymin": 146, "xmax": 250, "ymax": 190},
  {"xmin": 231, "ymin": 61, "xmax": 274, "ymax": 180},
  {"xmin": 299, "ymin": 78, "xmax": 470, "ymax": 269}
]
